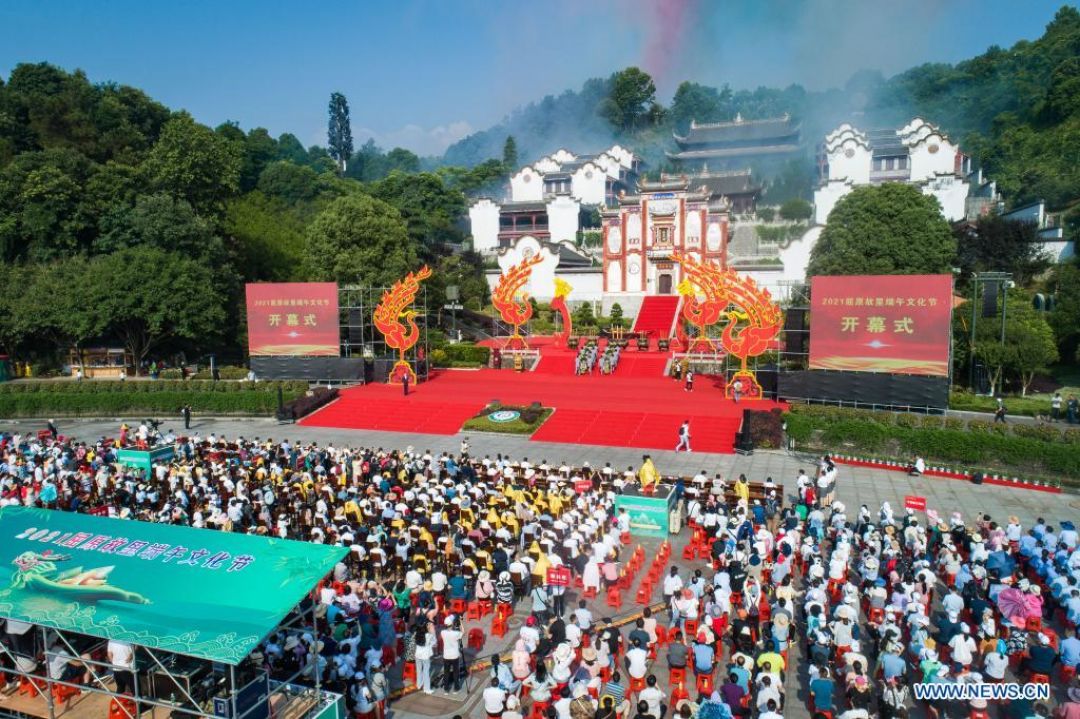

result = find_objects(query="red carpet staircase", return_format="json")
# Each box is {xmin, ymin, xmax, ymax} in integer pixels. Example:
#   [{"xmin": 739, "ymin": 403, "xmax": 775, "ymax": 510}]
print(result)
[{"xmin": 632, "ymin": 296, "xmax": 680, "ymax": 340}]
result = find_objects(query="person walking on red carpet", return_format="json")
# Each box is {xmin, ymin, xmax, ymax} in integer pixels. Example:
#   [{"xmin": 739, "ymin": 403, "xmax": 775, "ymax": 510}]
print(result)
[
  {"xmin": 684, "ymin": 369, "xmax": 694, "ymax": 392},
  {"xmin": 676, "ymin": 420, "xmax": 691, "ymax": 452}
]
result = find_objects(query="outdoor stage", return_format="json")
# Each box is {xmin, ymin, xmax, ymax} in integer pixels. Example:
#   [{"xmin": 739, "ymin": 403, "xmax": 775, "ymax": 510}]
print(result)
[{"xmin": 301, "ymin": 338, "xmax": 784, "ymax": 454}]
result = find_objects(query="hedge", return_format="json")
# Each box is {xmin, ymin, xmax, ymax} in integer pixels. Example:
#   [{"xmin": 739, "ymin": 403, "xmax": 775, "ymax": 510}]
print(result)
[
  {"xmin": 0, "ymin": 380, "xmax": 308, "ymax": 417},
  {"xmin": 443, "ymin": 344, "xmax": 491, "ymax": 365},
  {"xmin": 785, "ymin": 404, "xmax": 1080, "ymax": 485}
]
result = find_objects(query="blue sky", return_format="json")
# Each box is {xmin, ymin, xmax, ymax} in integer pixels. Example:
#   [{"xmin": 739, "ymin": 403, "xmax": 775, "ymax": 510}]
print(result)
[{"xmin": 0, "ymin": 0, "xmax": 1072, "ymax": 156}]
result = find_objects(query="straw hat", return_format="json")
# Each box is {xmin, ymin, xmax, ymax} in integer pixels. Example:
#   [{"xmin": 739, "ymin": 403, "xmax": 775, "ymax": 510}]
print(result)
[{"xmin": 773, "ymin": 613, "xmax": 790, "ymax": 628}]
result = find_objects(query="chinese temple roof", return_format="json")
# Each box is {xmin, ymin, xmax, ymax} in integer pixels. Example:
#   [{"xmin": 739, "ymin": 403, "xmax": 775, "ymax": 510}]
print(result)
[{"xmin": 673, "ymin": 114, "xmax": 800, "ymax": 148}]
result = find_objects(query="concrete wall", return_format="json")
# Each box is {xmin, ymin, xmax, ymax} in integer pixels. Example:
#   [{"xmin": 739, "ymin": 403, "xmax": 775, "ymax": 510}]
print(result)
[
  {"xmin": 547, "ymin": 195, "xmax": 580, "ymax": 244},
  {"xmin": 468, "ymin": 199, "xmax": 500, "ymax": 254},
  {"xmin": 510, "ymin": 166, "xmax": 543, "ymax": 202},
  {"xmin": 571, "ymin": 162, "xmax": 606, "ymax": 205}
]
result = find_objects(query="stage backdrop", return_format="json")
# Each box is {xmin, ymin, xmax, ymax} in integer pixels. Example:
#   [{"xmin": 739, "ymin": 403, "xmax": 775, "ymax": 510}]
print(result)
[
  {"xmin": 809, "ymin": 274, "xmax": 953, "ymax": 377},
  {"xmin": 246, "ymin": 282, "xmax": 339, "ymax": 356}
]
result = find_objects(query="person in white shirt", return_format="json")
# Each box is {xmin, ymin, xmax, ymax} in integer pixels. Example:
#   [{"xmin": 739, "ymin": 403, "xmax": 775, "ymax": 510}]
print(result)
[
  {"xmin": 107, "ymin": 639, "xmax": 135, "ymax": 695},
  {"xmin": 440, "ymin": 619, "xmax": 463, "ymax": 693},
  {"xmin": 482, "ymin": 678, "xmax": 507, "ymax": 717},
  {"xmin": 639, "ymin": 676, "xmax": 666, "ymax": 718},
  {"xmin": 413, "ymin": 625, "xmax": 436, "ymax": 694}
]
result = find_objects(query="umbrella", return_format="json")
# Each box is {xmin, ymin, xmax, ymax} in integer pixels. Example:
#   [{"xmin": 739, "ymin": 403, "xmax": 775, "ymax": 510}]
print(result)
[
  {"xmin": 985, "ymin": 551, "xmax": 1016, "ymax": 576},
  {"xmin": 996, "ymin": 588, "xmax": 1029, "ymax": 627}
]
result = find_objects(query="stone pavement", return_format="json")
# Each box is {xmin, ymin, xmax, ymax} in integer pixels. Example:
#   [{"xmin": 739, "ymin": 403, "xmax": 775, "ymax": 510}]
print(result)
[
  {"xmin": 14, "ymin": 416, "xmax": 1074, "ymax": 529},
  {"xmin": 9, "ymin": 416, "xmax": 1079, "ymax": 719}
]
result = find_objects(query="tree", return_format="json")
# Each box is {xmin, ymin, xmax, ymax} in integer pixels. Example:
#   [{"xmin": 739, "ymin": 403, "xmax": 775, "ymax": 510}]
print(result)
[
  {"xmin": 808, "ymin": 184, "xmax": 957, "ymax": 276},
  {"xmin": 240, "ymin": 127, "xmax": 279, "ymax": 192},
  {"xmin": 224, "ymin": 192, "xmax": 307, "ymax": 282},
  {"xmin": 96, "ymin": 193, "xmax": 220, "ymax": 260},
  {"xmin": 384, "ymin": 147, "xmax": 420, "ymax": 174},
  {"xmin": 670, "ymin": 81, "xmax": 732, "ymax": 133},
  {"xmin": 303, "ymin": 193, "xmax": 417, "ymax": 287},
  {"xmin": 954, "ymin": 214, "xmax": 1049, "ymax": 287},
  {"xmin": 502, "ymin": 135, "xmax": 518, "ymax": 169},
  {"xmin": 961, "ymin": 288, "xmax": 1058, "ymax": 395},
  {"xmin": 327, "ymin": 92, "xmax": 353, "ymax": 174},
  {"xmin": 573, "ymin": 301, "xmax": 596, "ymax": 328},
  {"xmin": 778, "ymin": 198, "xmax": 813, "ymax": 222},
  {"xmin": 142, "ymin": 113, "xmax": 241, "ymax": 218},
  {"xmin": 96, "ymin": 246, "xmax": 226, "ymax": 373},
  {"xmin": 609, "ymin": 303, "xmax": 624, "ymax": 328},
  {"xmin": 256, "ymin": 161, "xmax": 321, "ymax": 204},
  {"xmin": 366, "ymin": 170, "xmax": 465, "ymax": 250},
  {"xmin": 1047, "ymin": 261, "xmax": 1080, "ymax": 359},
  {"xmin": 600, "ymin": 67, "xmax": 658, "ymax": 132},
  {"xmin": 21, "ymin": 259, "xmax": 109, "ymax": 373},
  {"xmin": 276, "ymin": 133, "xmax": 309, "ymax": 165}
]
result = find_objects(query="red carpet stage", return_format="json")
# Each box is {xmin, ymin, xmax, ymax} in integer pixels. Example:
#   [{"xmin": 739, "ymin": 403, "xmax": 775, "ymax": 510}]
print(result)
[{"xmin": 300, "ymin": 338, "xmax": 784, "ymax": 453}]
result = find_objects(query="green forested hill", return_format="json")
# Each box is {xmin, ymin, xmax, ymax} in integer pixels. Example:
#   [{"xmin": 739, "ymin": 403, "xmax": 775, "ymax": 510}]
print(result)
[{"xmin": 443, "ymin": 6, "xmax": 1080, "ymax": 222}]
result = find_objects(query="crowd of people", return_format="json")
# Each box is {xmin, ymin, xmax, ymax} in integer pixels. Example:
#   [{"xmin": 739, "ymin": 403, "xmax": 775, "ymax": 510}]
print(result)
[{"xmin": 1, "ymin": 425, "xmax": 1080, "ymax": 719}]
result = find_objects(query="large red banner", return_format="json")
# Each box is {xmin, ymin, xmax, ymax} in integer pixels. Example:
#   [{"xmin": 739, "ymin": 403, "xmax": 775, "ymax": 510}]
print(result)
[
  {"xmin": 245, "ymin": 283, "xmax": 340, "ymax": 356},
  {"xmin": 809, "ymin": 275, "xmax": 953, "ymax": 377}
]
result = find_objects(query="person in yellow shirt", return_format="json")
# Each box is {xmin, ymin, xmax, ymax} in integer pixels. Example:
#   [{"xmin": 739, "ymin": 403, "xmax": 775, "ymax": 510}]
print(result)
[
  {"xmin": 638, "ymin": 455, "xmax": 658, "ymax": 492},
  {"xmin": 733, "ymin": 474, "xmax": 750, "ymax": 505}
]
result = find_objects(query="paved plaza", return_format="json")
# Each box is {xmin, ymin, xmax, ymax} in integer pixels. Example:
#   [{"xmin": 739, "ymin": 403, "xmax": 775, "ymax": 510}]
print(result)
[{"xmin": 9, "ymin": 416, "xmax": 1077, "ymax": 719}]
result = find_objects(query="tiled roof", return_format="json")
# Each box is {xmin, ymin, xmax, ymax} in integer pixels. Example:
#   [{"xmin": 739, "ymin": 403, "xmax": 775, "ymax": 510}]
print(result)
[{"xmin": 674, "ymin": 115, "xmax": 800, "ymax": 146}]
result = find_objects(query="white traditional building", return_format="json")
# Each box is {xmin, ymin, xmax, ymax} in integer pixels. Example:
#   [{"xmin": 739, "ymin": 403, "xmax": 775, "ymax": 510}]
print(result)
[
  {"xmin": 813, "ymin": 118, "xmax": 977, "ymax": 224},
  {"xmin": 471, "ymin": 145, "xmax": 641, "ymax": 306}
]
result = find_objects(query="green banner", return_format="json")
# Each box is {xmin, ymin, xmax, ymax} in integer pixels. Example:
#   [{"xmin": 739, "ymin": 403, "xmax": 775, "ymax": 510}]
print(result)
[
  {"xmin": 614, "ymin": 491, "xmax": 675, "ymax": 539},
  {"xmin": 0, "ymin": 506, "xmax": 345, "ymax": 664}
]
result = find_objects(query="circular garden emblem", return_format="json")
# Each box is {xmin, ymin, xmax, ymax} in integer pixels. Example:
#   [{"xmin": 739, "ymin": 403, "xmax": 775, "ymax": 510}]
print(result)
[{"xmin": 488, "ymin": 410, "xmax": 521, "ymax": 423}]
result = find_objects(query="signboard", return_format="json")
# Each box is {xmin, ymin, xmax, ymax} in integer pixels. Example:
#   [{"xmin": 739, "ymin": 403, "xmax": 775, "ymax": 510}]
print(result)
[
  {"xmin": 904, "ymin": 495, "xmax": 927, "ymax": 511},
  {"xmin": 546, "ymin": 566, "xmax": 571, "ymax": 587},
  {"xmin": 0, "ymin": 506, "xmax": 346, "ymax": 664},
  {"xmin": 613, "ymin": 491, "xmax": 676, "ymax": 539},
  {"xmin": 245, "ymin": 283, "xmax": 340, "ymax": 357},
  {"xmin": 574, "ymin": 480, "xmax": 593, "ymax": 494},
  {"xmin": 808, "ymin": 275, "xmax": 953, "ymax": 377}
]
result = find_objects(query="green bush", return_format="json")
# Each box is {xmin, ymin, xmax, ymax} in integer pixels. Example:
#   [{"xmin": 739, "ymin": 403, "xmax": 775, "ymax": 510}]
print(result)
[
  {"xmin": 0, "ymin": 380, "xmax": 307, "ymax": 417},
  {"xmin": 785, "ymin": 404, "xmax": 1080, "ymax": 484},
  {"xmin": 430, "ymin": 349, "xmax": 449, "ymax": 367},
  {"xmin": 192, "ymin": 365, "xmax": 250, "ymax": 380},
  {"xmin": 443, "ymin": 344, "xmax": 491, "ymax": 365}
]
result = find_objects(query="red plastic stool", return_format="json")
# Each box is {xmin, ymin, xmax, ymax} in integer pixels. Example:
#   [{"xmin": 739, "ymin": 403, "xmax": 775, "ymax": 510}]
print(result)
[
  {"xmin": 109, "ymin": 697, "xmax": 138, "ymax": 719},
  {"xmin": 1030, "ymin": 672, "xmax": 1050, "ymax": 684},
  {"xmin": 492, "ymin": 614, "xmax": 508, "ymax": 638},
  {"xmin": 621, "ymin": 531, "xmax": 631, "ymax": 545},
  {"xmin": 583, "ymin": 586, "xmax": 598, "ymax": 599},
  {"xmin": 629, "ymin": 675, "xmax": 646, "ymax": 693},
  {"xmin": 655, "ymin": 625, "xmax": 669, "ymax": 646},
  {"xmin": 401, "ymin": 661, "xmax": 417, "ymax": 684},
  {"xmin": 685, "ymin": 619, "xmax": 699, "ymax": 637},
  {"xmin": 696, "ymin": 672, "xmax": 713, "ymax": 695},
  {"xmin": 450, "ymin": 598, "xmax": 466, "ymax": 615},
  {"xmin": 636, "ymin": 582, "xmax": 653, "ymax": 604},
  {"xmin": 1060, "ymin": 664, "xmax": 1077, "ymax": 683},
  {"xmin": 669, "ymin": 666, "xmax": 686, "ymax": 685},
  {"xmin": 671, "ymin": 682, "xmax": 689, "ymax": 705},
  {"xmin": 467, "ymin": 628, "xmax": 485, "ymax": 651},
  {"xmin": 606, "ymin": 588, "xmax": 622, "ymax": 610},
  {"xmin": 467, "ymin": 601, "xmax": 484, "ymax": 621}
]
